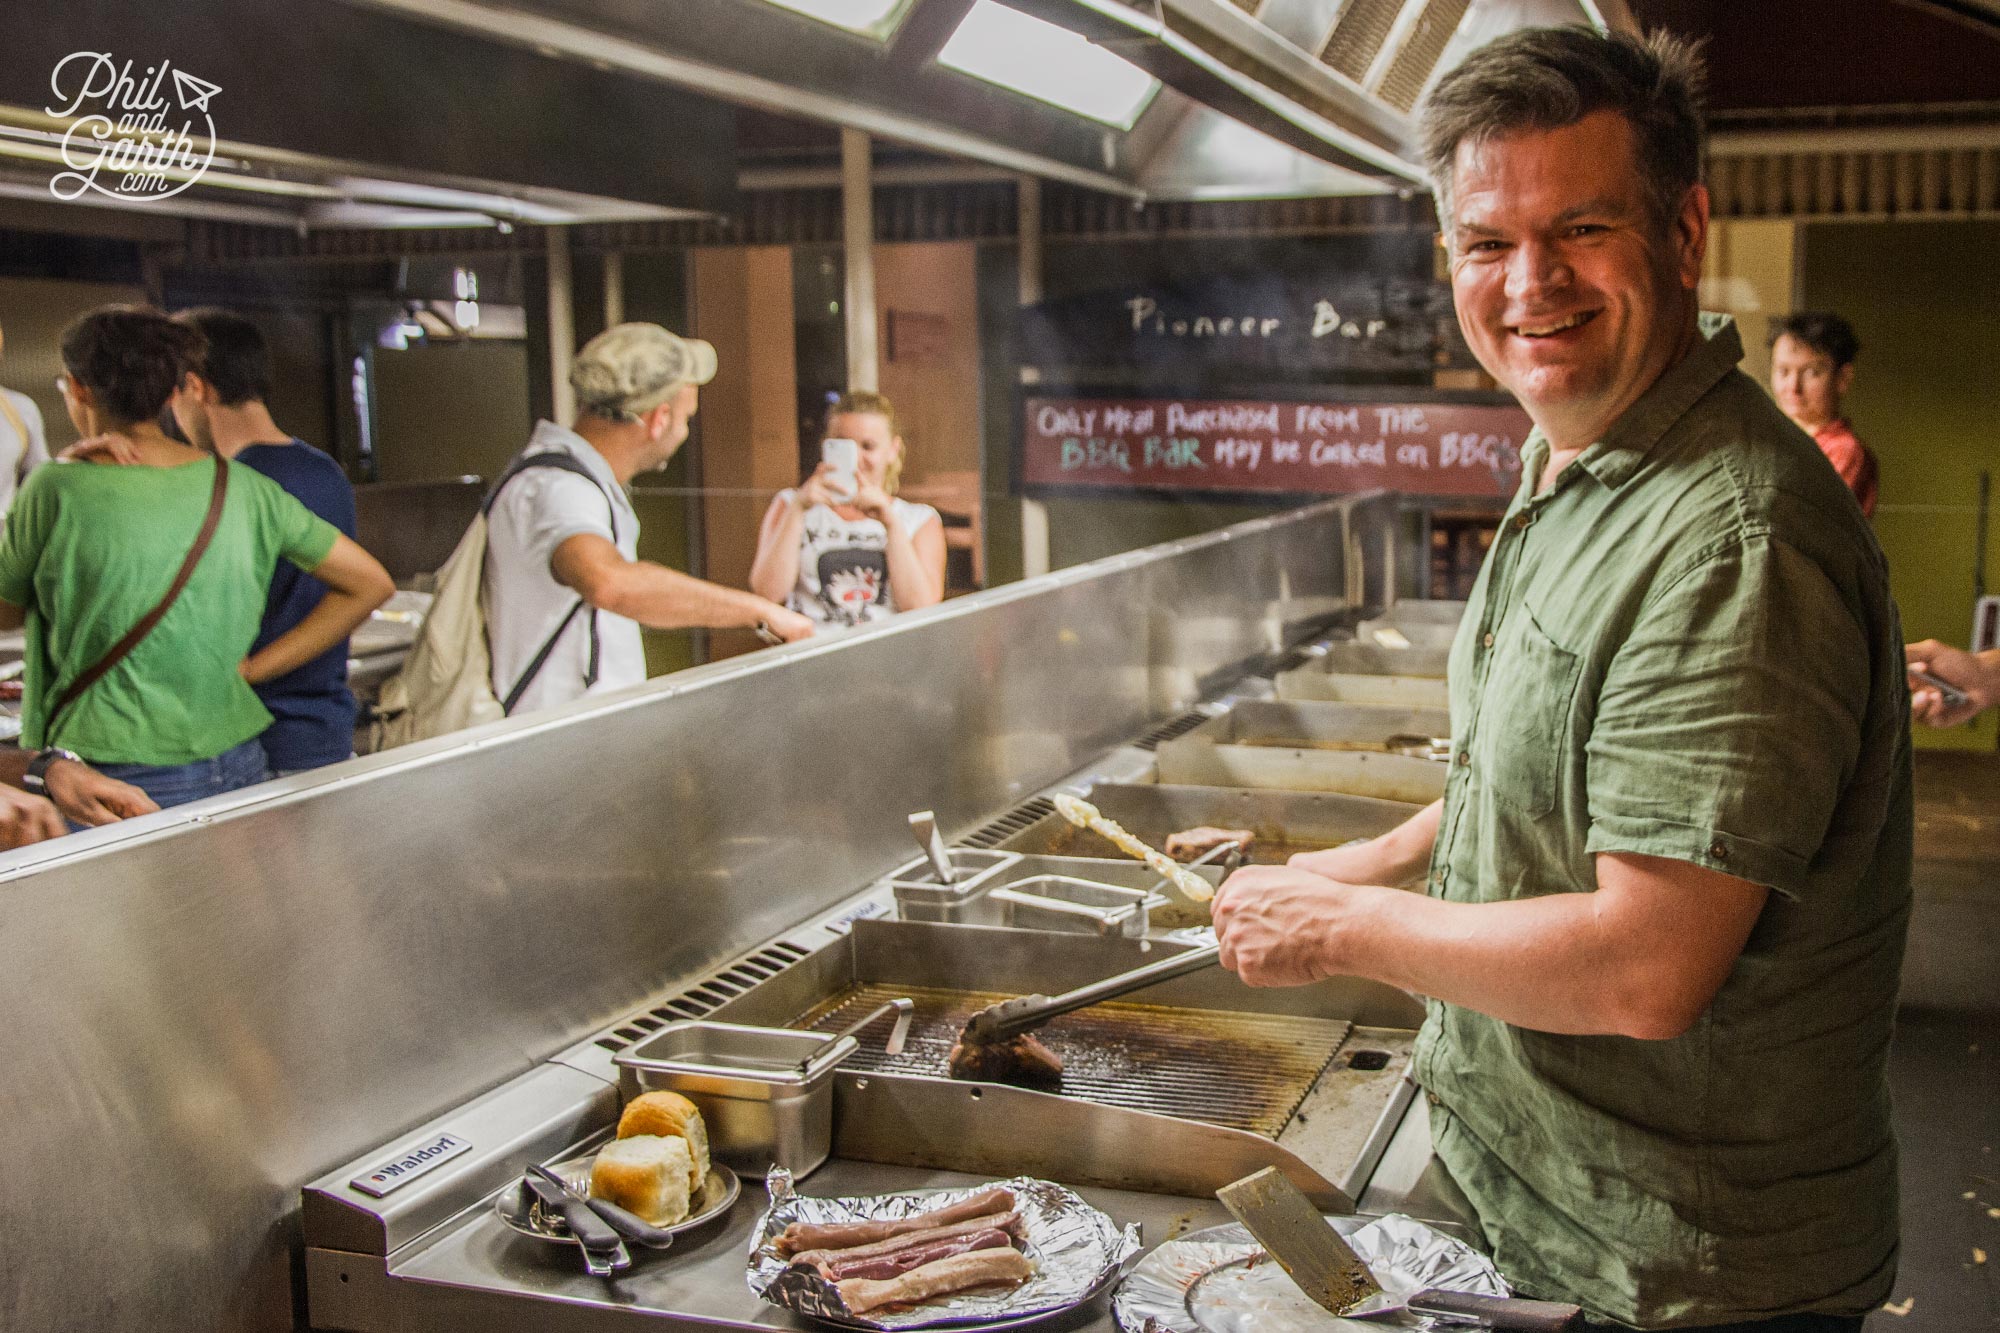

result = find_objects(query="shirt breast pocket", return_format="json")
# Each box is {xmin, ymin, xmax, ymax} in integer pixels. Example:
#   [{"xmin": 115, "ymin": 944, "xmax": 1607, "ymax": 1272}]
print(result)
[{"xmin": 1477, "ymin": 608, "xmax": 1583, "ymax": 817}]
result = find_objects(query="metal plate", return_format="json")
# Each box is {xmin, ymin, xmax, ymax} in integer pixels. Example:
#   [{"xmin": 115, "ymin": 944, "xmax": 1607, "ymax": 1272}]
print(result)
[
  {"xmin": 492, "ymin": 1156, "xmax": 741, "ymax": 1247},
  {"xmin": 796, "ymin": 984, "xmax": 1349, "ymax": 1138}
]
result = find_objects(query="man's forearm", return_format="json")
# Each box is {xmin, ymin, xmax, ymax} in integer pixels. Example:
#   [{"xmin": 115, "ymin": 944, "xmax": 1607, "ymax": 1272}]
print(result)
[
  {"xmin": 242, "ymin": 588, "xmax": 381, "ymax": 684},
  {"xmin": 1307, "ymin": 856, "xmax": 1759, "ymax": 1038},
  {"xmin": 1290, "ymin": 799, "xmax": 1442, "ymax": 885},
  {"xmin": 604, "ymin": 561, "xmax": 790, "ymax": 631}
]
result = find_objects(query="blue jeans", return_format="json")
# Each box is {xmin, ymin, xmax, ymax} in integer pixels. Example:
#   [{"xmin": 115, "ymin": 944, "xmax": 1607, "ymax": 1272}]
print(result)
[{"xmin": 94, "ymin": 738, "xmax": 272, "ymax": 810}]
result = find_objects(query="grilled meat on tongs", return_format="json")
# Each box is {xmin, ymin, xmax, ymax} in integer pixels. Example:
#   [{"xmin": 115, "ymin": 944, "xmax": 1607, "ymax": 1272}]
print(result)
[{"xmin": 949, "ymin": 941, "xmax": 1223, "ymax": 1091}]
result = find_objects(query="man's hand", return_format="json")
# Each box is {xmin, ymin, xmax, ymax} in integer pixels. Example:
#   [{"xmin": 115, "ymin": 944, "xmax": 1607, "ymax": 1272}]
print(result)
[
  {"xmin": 1906, "ymin": 639, "xmax": 2000, "ymax": 727},
  {"xmin": 57, "ymin": 433, "xmax": 142, "ymax": 465},
  {"xmin": 45, "ymin": 757, "xmax": 158, "ymax": 827},
  {"xmin": 763, "ymin": 605, "xmax": 814, "ymax": 643},
  {"xmin": 0, "ymin": 786, "xmax": 68, "ymax": 849},
  {"xmin": 1211, "ymin": 864, "xmax": 1392, "ymax": 987}
]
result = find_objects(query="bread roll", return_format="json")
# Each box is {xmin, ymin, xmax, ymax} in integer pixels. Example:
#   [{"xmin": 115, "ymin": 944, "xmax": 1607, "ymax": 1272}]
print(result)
[
  {"xmin": 590, "ymin": 1135, "xmax": 694, "ymax": 1226},
  {"xmin": 617, "ymin": 1091, "xmax": 709, "ymax": 1192}
]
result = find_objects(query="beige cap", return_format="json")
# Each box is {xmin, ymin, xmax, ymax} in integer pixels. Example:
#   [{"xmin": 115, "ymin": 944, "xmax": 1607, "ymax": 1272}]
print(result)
[{"xmin": 570, "ymin": 322, "xmax": 717, "ymax": 420}]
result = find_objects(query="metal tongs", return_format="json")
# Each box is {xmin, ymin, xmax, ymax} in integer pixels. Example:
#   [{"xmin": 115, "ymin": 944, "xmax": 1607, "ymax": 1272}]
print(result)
[{"xmin": 959, "ymin": 942, "xmax": 1222, "ymax": 1045}]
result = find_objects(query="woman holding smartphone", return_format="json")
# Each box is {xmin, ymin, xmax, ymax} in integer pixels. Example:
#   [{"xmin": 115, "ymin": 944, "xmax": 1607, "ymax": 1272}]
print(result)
[{"xmin": 750, "ymin": 391, "xmax": 945, "ymax": 627}]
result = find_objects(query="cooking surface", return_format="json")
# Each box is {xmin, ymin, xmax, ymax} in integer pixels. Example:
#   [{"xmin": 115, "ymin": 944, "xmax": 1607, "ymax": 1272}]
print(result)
[{"xmin": 793, "ymin": 983, "xmax": 1349, "ymax": 1139}]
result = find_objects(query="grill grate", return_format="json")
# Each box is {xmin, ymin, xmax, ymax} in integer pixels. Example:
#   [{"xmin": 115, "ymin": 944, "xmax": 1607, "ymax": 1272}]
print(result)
[
  {"xmin": 795, "ymin": 984, "xmax": 1347, "ymax": 1139},
  {"xmin": 1134, "ymin": 710, "xmax": 1213, "ymax": 752},
  {"xmin": 960, "ymin": 797, "xmax": 1056, "ymax": 850}
]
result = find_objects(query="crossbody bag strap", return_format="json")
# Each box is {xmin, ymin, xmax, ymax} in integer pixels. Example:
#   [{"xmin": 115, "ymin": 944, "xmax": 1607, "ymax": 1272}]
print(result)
[
  {"xmin": 44, "ymin": 458, "xmax": 231, "ymax": 745},
  {"xmin": 487, "ymin": 450, "xmax": 620, "ymax": 707},
  {"xmin": 0, "ymin": 392, "xmax": 25, "ymax": 453},
  {"xmin": 501, "ymin": 600, "xmax": 587, "ymax": 715}
]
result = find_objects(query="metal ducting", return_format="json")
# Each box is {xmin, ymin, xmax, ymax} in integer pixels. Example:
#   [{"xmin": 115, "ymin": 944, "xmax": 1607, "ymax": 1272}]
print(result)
[{"xmin": 334, "ymin": 0, "xmax": 1629, "ymax": 208}]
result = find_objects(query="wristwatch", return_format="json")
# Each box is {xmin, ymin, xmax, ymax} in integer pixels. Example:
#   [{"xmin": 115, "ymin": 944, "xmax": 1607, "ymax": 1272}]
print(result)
[{"xmin": 21, "ymin": 747, "xmax": 82, "ymax": 795}]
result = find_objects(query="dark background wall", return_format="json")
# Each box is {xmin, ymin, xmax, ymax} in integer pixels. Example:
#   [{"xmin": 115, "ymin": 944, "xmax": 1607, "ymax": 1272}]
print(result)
[{"xmin": 1800, "ymin": 219, "xmax": 2000, "ymax": 754}]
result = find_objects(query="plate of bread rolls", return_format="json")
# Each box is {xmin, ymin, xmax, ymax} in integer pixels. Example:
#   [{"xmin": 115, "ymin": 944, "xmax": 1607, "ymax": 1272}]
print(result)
[{"xmin": 496, "ymin": 1091, "xmax": 741, "ymax": 1249}]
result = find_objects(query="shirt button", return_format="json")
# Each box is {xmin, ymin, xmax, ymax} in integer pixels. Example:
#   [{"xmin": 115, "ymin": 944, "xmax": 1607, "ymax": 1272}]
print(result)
[
  {"xmin": 1513, "ymin": 513, "xmax": 1531, "ymax": 531},
  {"xmin": 1482, "ymin": 632, "xmax": 1495, "ymax": 649},
  {"xmin": 1456, "ymin": 751, "xmax": 1471, "ymax": 767},
  {"xmin": 1708, "ymin": 840, "xmax": 1729, "ymax": 861},
  {"xmin": 1426, "ymin": 1091, "xmax": 1441, "ymax": 1107}
]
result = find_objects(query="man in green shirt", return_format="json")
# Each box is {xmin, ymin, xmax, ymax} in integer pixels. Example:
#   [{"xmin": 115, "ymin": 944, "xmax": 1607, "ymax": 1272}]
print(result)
[{"xmin": 1212, "ymin": 28, "xmax": 1909, "ymax": 1333}]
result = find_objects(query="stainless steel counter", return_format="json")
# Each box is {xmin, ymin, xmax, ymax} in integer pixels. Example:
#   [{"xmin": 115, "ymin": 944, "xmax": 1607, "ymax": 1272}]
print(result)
[{"xmin": 0, "ymin": 494, "xmax": 1399, "ymax": 1333}]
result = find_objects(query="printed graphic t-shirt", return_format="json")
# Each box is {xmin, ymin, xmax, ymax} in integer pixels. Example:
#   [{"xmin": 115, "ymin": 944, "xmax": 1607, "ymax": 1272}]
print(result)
[
  {"xmin": 237, "ymin": 439, "xmax": 359, "ymax": 771},
  {"xmin": 780, "ymin": 494, "xmax": 940, "ymax": 626},
  {"xmin": 0, "ymin": 457, "xmax": 341, "ymax": 765}
]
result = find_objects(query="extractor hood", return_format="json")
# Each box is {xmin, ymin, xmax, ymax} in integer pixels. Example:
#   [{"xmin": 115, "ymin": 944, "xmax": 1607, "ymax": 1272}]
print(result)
[{"xmin": 340, "ymin": 0, "xmax": 1633, "ymax": 204}]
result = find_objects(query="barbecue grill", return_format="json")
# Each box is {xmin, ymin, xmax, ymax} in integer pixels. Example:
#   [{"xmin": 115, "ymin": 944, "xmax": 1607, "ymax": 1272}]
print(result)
[{"xmin": 305, "ymin": 913, "xmax": 1424, "ymax": 1332}]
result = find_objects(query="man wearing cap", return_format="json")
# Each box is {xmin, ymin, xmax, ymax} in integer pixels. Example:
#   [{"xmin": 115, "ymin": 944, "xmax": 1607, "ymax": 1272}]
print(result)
[{"xmin": 483, "ymin": 323, "xmax": 812, "ymax": 716}]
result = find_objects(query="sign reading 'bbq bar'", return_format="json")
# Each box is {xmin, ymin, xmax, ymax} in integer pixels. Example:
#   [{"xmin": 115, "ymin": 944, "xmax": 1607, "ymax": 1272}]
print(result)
[{"xmin": 1021, "ymin": 396, "xmax": 1534, "ymax": 499}]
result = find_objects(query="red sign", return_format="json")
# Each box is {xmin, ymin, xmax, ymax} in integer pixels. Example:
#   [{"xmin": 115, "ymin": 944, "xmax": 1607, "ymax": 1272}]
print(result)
[{"xmin": 1022, "ymin": 395, "xmax": 1532, "ymax": 498}]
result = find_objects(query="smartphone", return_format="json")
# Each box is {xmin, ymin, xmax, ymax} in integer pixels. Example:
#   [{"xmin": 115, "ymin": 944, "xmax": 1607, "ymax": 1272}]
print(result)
[
  {"xmin": 821, "ymin": 437, "xmax": 859, "ymax": 502},
  {"xmin": 1909, "ymin": 667, "xmax": 1971, "ymax": 708}
]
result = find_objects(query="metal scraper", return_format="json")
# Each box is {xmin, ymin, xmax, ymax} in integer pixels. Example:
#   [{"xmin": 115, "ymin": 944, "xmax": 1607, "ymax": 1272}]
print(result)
[{"xmin": 1216, "ymin": 1168, "xmax": 1582, "ymax": 1329}]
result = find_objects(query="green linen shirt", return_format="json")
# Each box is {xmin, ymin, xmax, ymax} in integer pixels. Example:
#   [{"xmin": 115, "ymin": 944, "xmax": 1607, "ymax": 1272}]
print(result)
[
  {"xmin": 0, "ymin": 457, "xmax": 341, "ymax": 766},
  {"xmin": 1411, "ymin": 315, "xmax": 1912, "ymax": 1329}
]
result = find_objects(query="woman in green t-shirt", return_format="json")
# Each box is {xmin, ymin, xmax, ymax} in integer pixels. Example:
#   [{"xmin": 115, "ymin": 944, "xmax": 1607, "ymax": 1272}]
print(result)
[{"xmin": 0, "ymin": 306, "xmax": 393, "ymax": 811}]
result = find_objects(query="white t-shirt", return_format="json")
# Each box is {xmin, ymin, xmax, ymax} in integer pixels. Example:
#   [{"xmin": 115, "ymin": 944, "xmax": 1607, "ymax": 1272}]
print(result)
[
  {"xmin": 482, "ymin": 421, "xmax": 645, "ymax": 716},
  {"xmin": 779, "ymin": 492, "xmax": 940, "ymax": 626},
  {"xmin": 0, "ymin": 388, "xmax": 49, "ymax": 520}
]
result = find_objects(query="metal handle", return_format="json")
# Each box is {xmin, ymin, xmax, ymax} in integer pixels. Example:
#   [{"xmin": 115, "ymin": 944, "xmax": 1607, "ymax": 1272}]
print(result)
[
  {"xmin": 1407, "ymin": 1289, "xmax": 1583, "ymax": 1330},
  {"xmin": 970, "ymin": 943, "xmax": 1222, "ymax": 1041},
  {"xmin": 987, "ymin": 887, "xmax": 1138, "ymax": 935},
  {"xmin": 830, "ymin": 997, "xmax": 915, "ymax": 1052},
  {"xmin": 908, "ymin": 810, "xmax": 955, "ymax": 884}
]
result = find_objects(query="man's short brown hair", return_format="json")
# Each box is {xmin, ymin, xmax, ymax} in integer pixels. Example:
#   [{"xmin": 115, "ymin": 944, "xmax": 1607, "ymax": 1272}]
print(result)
[{"xmin": 1421, "ymin": 26, "xmax": 1707, "ymax": 231}]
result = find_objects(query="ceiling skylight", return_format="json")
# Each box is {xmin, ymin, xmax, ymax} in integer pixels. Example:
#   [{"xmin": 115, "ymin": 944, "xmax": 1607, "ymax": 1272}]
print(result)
[
  {"xmin": 755, "ymin": 0, "xmax": 913, "ymax": 39},
  {"xmin": 938, "ymin": 1, "xmax": 1161, "ymax": 131}
]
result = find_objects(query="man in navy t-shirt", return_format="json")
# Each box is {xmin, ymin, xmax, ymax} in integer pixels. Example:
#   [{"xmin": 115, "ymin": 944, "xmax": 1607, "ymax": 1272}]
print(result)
[{"xmin": 172, "ymin": 308, "xmax": 362, "ymax": 773}]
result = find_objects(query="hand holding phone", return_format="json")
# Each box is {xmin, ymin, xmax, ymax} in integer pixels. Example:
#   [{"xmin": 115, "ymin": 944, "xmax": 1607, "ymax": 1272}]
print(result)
[
  {"xmin": 1908, "ymin": 667, "xmax": 1971, "ymax": 709},
  {"xmin": 821, "ymin": 437, "xmax": 859, "ymax": 503}
]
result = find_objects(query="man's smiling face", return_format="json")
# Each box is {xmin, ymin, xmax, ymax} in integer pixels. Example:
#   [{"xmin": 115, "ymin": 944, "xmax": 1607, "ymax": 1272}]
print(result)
[{"xmin": 1446, "ymin": 109, "xmax": 1706, "ymax": 450}]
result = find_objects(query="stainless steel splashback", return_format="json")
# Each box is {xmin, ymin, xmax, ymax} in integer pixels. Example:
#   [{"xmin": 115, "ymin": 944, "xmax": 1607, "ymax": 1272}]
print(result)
[{"xmin": 0, "ymin": 493, "xmax": 1394, "ymax": 1332}]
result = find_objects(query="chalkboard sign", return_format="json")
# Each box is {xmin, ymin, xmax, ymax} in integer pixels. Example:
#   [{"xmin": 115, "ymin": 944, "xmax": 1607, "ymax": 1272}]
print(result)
[
  {"xmin": 1021, "ymin": 234, "xmax": 1479, "ymax": 387},
  {"xmin": 1021, "ymin": 394, "xmax": 1532, "ymax": 499}
]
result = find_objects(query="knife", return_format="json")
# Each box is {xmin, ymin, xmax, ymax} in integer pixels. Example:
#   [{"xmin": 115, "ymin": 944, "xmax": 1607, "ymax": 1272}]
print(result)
[
  {"xmin": 1215, "ymin": 1168, "xmax": 1580, "ymax": 1330},
  {"xmin": 527, "ymin": 1162, "xmax": 679, "ymax": 1250},
  {"xmin": 523, "ymin": 1167, "xmax": 631, "ymax": 1275}
]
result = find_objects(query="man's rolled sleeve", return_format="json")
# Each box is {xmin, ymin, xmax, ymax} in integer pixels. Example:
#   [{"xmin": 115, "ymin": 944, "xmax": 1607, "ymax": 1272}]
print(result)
[
  {"xmin": 1583, "ymin": 538, "xmax": 1869, "ymax": 900},
  {"xmin": 496, "ymin": 471, "xmax": 614, "ymax": 578}
]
